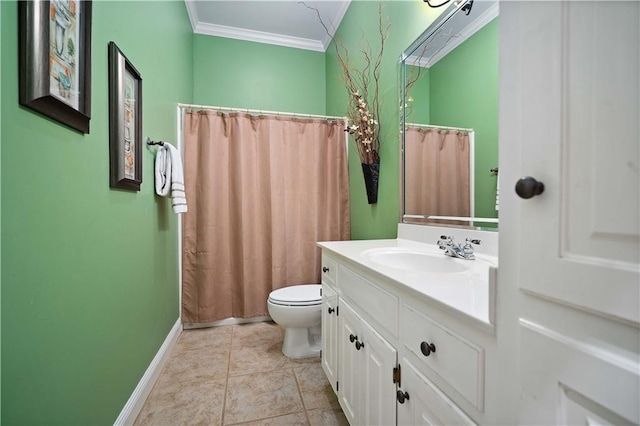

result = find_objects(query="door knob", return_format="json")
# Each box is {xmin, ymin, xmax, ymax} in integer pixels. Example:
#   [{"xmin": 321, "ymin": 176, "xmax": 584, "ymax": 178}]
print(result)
[
  {"xmin": 349, "ymin": 334, "xmax": 357, "ymax": 343},
  {"xmin": 397, "ymin": 390, "xmax": 410, "ymax": 404},
  {"xmin": 327, "ymin": 307, "xmax": 335, "ymax": 314},
  {"xmin": 420, "ymin": 341, "xmax": 436, "ymax": 356},
  {"xmin": 515, "ymin": 176, "xmax": 545, "ymax": 199}
]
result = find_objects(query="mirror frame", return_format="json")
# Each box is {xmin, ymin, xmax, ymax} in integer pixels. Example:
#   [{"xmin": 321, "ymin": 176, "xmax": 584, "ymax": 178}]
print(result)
[{"xmin": 399, "ymin": 0, "xmax": 499, "ymax": 229}]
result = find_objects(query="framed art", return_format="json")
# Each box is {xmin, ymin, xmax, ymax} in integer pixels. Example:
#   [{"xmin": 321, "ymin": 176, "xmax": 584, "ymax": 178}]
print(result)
[
  {"xmin": 19, "ymin": 0, "xmax": 92, "ymax": 134},
  {"xmin": 108, "ymin": 42, "xmax": 142, "ymax": 191}
]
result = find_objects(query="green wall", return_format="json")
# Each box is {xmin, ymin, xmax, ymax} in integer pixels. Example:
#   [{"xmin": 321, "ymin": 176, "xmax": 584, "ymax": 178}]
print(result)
[
  {"xmin": 0, "ymin": 2, "xmax": 3, "ymax": 419},
  {"xmin": 193, "ymin": 35, "xmax": 326, "ymax": 114},
  {"xmin": 429, "ymin": 19, "xmax": 499, "ymax": 221},
  {"xmin": 1, "ymin": 1, "xmax": 192, "ymax": 423},
  {"xmin": 326, "ymin": 1, "xmax": 444, "ymax": 239}
]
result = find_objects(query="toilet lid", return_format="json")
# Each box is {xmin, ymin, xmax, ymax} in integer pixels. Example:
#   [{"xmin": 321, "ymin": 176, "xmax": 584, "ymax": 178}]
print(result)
[{"xmin": 269, "ymin": 284, "xmax": 322, "ymax": 306}]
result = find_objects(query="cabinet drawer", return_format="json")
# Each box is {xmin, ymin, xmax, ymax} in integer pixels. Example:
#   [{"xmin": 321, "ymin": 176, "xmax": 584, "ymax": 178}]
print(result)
[
  {"xmin": 321, "ymin": 254, "xmax": 337, "ymax": 288},
  {"xmin": 401, "ymin": 303, "xmax": 484, "ymax": 410},
  {"xmin": 340, "ymin": 265, "xmax": 398, "ymax": 338}
]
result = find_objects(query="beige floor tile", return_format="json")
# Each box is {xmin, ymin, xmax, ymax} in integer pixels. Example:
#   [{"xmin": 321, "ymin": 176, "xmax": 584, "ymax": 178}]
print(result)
[
  {"xmin": 229, "ymin": 342, "xmax": 290, "ymax": 377},
  {"xmin": 306, "ymin": 406, "xmax": 349, "ymax": 426},
  {"xmin": 228, "ymin": 411, "xmax": 309, "ymax": 426},
  {"xmin": 134, "ymin": 379, "xmax": 226, "ymax": 426},
  {"xmin": 224, "ymin": 369, "xmax": 304, "ymax": 424},
  {"xmin": 289, "ymin": 356, "xmax": 321, "ymax": 365},
  {"xmin": 175, "ymin": 326, "xmax": 233, "ymax": 353},
  {"xmin": 294, "ymin": 364, "xmax": 338, "ymax": 410},
  {"xmin": 135, "ymin": 321, "xmax": 346, "ymax": 425},
  {"xmin": 231, "ymin": 322, "xmax": 283, "ymax": 348},
  {"xmin": 157, "ymin": 345, "xmax": 230, "ymax": 387}
]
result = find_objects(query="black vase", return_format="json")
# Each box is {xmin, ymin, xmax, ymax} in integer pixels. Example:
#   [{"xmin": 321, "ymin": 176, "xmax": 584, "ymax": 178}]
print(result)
[{"xmin": 361, "ymin": 160, "xmax": 380, "ymax": 204}]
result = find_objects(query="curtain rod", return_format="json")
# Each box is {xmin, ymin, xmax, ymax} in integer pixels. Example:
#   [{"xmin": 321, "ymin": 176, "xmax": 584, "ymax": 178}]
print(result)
[
  {"xmin": 177, "ymin": 103, "xmax": 347, "ymax": 122},
  {"xmin": 406, "ymin": 122, "xmax": 474, "ymax": 132}
]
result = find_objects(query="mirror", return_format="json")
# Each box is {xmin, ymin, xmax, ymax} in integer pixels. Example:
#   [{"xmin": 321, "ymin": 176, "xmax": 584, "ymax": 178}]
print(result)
[{"xmin": 400, "ymin": 0, "xmax": 499, "ymax": 229}]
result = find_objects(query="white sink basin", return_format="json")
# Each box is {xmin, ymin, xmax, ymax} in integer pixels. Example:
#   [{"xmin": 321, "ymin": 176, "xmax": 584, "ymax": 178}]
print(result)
[{"xmin": 362, "ymin": 247, "xmax": 471, "ymax": 274}]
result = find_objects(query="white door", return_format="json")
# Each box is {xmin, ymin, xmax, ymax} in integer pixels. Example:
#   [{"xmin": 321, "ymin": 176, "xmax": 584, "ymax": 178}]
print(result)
[
  {"xmin": 499, "ymin": 1, "xmax": 640, "ymax": 424},
  {"xmin": 338, "ymin": 300, "xmax": 362, "ymax": 425},
  {"xmin": 361, "ymin": 317, "xmax": 397, "ymax": 426},
  {"xmin": 321, "ymin": 283, "xmax": 339, "ymax": 393}
]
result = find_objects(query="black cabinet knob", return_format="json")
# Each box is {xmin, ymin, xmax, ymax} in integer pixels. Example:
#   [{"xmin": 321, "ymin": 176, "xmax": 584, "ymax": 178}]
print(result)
[
  {"xmin": 322, "ymin": 266, "xmax": 330, "ymax": 273},
  {"xmin": 327, "ymin": 307, "xmax": 335, "ymax": 314},
  {"xmin": 397, "ymin": 390, "xmax": 410, "ymax": 404},
  {"xmin": 349, "ymin": 334, "xmax": 357, "ymax": 343},
  {"xmin": 420, "ymin": 341, "xmax": 436, "ymax": 357},
  {"xmin": 515, "ymin": 176, "xmax": 545, "ymax": 199},
  {"xmin": 355, "ymin": 340, "xmax": 364, "ymax": 350}
]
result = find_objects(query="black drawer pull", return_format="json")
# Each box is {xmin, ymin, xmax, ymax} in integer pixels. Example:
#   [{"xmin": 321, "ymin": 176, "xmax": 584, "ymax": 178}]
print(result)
[
  {"xmin": 349, "ymin": 334, "xmax": 357, "ymax": 343},
  {"xmin": 322, "ymin": 266, "xmax": 330, "ymax": 273},
  {"xmin": 328, "ymin": 307, "xmax": 335, "ymax": 314},
  {"xmin": 355, "ymin": 340, "xmax": 364, "ymax": 350},
  {"xmin": 420, "ymin": 341, "xmax": 436, "ymax": 356}
]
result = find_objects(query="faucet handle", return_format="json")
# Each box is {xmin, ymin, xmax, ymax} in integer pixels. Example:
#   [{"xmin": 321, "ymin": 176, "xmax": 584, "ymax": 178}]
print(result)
[
  {"xmin": 437, "ymin": 235, "xmax": 453, "ymax": 247},
  {"xmin": 465, "ymin": 238, "xmax": 481, "ymax": 245}
]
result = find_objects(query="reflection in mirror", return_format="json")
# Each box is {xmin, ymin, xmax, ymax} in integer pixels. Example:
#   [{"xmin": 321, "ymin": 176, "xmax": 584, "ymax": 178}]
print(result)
[{"xmin": 400, "ymin": 0, "xmax": 499, "ymax": 229}]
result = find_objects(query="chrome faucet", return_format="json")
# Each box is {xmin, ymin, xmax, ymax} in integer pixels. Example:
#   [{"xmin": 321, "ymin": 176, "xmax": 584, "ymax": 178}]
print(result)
[{"xmin": 437, "ymin": 235, "xmax": 481, "ymax": 260}]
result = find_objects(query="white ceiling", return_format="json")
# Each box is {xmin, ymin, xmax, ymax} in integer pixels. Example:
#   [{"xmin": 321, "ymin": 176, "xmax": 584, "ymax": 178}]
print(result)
[{"xmin": 184, "ymin": 1, "xmax": 352, "ymax": 52}]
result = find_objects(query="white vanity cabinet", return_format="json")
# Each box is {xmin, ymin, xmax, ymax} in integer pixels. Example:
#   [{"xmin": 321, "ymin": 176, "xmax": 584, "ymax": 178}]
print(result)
[
  {"xmin": 321, "ymin": 282, "xmax": 339, "ymax": 393},
  {"xmin": 338, "ymin": 299, "xmax": 397, "ymax": 426},
  {"xmin": 319, "ymin": 244, "xmax": 497, "ymax": 426},
  {"xmin": 321, "ymin": 253, "xmax": 397, "ymax": 426}
]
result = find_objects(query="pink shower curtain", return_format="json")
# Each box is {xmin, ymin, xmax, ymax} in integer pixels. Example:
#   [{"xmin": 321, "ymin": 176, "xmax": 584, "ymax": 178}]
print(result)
[
  {"xmin": 404, "ymin": 127, "xmax": 471, "ymax": 223},
  {"xmin": 182, "ymin": 111, "xmax": 350, "ymax": 324}
]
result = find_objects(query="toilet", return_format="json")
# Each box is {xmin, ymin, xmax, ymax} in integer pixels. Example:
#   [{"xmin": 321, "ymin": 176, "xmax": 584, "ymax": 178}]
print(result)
[{"xmin": 267, "ymin": 284, "xmax": 322, "ymax": 359}]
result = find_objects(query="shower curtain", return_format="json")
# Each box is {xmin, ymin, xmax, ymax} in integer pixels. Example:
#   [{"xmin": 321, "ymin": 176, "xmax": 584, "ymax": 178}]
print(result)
[
  {"xmin": 404, "ymin": 127, "xmax": 471, "ymax": 220},
  {"xmin": 182, "ymin": 110, "xmax": 350, "ymax": 324}
]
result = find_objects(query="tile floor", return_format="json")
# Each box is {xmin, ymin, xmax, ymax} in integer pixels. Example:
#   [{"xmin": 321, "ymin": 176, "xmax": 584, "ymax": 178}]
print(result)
[{"xmin": 135, "ymin": 321, "xmax": 348, "ymax": 425}]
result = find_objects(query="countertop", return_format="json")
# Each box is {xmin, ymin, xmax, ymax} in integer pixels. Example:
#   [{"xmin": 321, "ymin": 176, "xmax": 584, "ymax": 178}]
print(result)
[{"xmin": 317, "ymin": 238, "xmax": 498, "ymax": 328}]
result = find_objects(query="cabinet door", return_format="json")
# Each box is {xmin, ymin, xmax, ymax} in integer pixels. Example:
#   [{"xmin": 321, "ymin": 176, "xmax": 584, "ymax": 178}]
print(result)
[
  {"xmin": 338, "ymin": 300, "xmax": 362, "ymax": 425},
  {"xmin": 398, "ymin": 360, "xmax": 476, "ymax": 426},
  {"xmin": 361, "ymin": 316, "xmax": 397, "ymax": 426},
  {"xmin": 321, "ymin": 283, "xmax": 339, "ymax": 393}
]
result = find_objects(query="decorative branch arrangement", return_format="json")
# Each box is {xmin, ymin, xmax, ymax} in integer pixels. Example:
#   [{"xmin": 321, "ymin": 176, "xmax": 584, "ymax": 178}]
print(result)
[
  {"xmin": 303, "ymin": 2, "xmax": 390, "ymax": 203},
  {"xmin": 304, "ymin": 2, "xmax": 389, "ymax": 164}
]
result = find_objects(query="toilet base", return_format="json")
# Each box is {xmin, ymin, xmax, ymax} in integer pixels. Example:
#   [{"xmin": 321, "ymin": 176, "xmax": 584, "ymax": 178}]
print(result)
[{"xmin": 282, "ymin": 325, "xmax": 321, "ymax": 359}]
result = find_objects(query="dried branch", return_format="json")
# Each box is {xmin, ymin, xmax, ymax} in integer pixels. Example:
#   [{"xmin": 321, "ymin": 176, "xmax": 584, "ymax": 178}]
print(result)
[{"xmin": 301, "ymin": 1, "xmax": 389, "ymax": 164}]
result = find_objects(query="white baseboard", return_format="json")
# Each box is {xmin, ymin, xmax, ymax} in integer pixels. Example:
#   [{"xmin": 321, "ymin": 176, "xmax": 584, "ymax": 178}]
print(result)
[
  {"xmin": 114, "ymin": 318, "xmax": 182, "ymax": 426},
  {"xmin": 183, "ymin": 316, "xmax": 272, "ymax": 329}
]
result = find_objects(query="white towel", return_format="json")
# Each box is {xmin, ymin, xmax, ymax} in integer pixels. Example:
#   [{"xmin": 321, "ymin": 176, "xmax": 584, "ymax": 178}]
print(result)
[{"xmin": 155, "ymin": 143, "xmax": 188, "ymax": 214}]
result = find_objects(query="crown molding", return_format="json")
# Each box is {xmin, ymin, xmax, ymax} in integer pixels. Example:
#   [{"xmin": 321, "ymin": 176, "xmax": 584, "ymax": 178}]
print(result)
[
  {"xmin": 184, "ymin": 0, "xmax": 351, "ymax": 52},
  {"xmin": 184, "ymin": 0, "xmax": 199, "ymax": 33},
  {"xmin": 193, "ymin": 22, "xmax": 326, "ymax": 52}
]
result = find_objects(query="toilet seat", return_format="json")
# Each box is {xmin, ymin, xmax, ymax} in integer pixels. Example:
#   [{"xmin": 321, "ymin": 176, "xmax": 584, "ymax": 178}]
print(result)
[{"xmin": 268, "ymin": 284, "xmax": 322, "ymax": 306}]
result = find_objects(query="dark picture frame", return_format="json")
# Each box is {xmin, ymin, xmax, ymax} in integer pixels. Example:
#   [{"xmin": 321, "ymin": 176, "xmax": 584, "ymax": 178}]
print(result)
[
  {"xmin": 19, "ymin": 0, "xmax": 92, "ymax": 134},
  {"xmin": 108, "ymin": 42, "xmax": 142, "ymax": 191}
]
